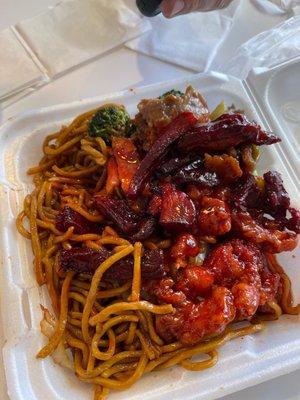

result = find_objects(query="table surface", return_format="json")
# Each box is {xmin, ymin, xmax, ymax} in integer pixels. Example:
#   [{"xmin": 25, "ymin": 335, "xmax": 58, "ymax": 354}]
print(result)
[{"xmin": 0, "ymin": 0, "xmax": 300, "ymax": 399}]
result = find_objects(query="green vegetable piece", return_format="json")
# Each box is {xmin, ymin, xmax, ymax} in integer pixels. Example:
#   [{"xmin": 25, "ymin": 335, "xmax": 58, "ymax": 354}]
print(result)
[
  {"xmin": 88, "ymin": 105, "xmax": 131, "ymax": 144},
  {"xmin": 210, "ymin": 101, "xmax": 227, "ymax": 121},
  {"xmin": 158, "ymin": 89, "xmax": 184, "ymax": 99}
]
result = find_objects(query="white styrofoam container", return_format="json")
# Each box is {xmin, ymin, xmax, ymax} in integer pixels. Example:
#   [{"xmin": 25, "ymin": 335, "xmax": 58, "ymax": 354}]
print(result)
[{"xmin": 0, "ymin": 59, "xmax": 299, "ymax": 400}]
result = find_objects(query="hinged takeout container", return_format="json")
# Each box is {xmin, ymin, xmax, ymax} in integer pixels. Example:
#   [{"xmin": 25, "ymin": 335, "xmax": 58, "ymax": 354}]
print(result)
[{"xmin": 0, "ymin": 57, "xmax": 299, "ymax": 400}]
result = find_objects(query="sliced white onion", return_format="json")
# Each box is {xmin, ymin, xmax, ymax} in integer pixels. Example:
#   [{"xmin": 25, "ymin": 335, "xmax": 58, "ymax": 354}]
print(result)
[{"xmin": 40, "ymin": 305, "xmax": 73, "ymax": 371}]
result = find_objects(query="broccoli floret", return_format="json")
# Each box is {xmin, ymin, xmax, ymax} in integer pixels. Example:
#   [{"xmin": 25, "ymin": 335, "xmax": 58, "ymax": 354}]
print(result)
[
  {"xmin": 158, "ymin": 89, "xmax": 184, "ymax": 99},
  {"xmin": 88, "ymin": 105, "xmax": 131, "ymax": 144}
]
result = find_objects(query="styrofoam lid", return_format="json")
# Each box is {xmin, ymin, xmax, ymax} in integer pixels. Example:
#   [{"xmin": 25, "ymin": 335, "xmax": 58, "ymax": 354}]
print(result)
[
  {"xmin": 1, "ymin": 68, "xmax": 300, "ymax": 400},
  {"xmin": 245, "ymin": 57, "xmax": 300, "ymax": 183}
]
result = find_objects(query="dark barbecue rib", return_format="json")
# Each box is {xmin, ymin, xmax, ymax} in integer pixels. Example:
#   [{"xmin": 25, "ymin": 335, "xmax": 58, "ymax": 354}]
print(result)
[
  {"xmin": 177, "ymin": 113, "xmax": 280, "ymax": 154},
  {"xmin": 59, "ymin": 247, "xmax": 165, "ymax": 281}
]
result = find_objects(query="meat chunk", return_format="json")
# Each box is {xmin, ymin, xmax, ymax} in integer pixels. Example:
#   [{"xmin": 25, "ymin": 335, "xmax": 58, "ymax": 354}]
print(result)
[
  {"xmin": 60, "ymin": 247, "xmax": 166, "ymax": 281},
  {"xmin": 204, "ymin": 153, "xmax": 243, "ymax": 182},
  {"xmin": 159, "ymin": 155, "xmax": 197, "ymax": 175},
  {"xmin": 259, "ymin": 261, "xmax": 280, "ymax": 306},
  {"xmin": 202, "ymin": 239, "xmax": 263, "ymax": 287},
  {"xmin": 170, "ymin": 233, "xmax": 200, "ymax": 269},
  {"xmin": 231, "ymin": 210, "xmax": 298, "ymax": 253},
  {"xmin": 286, "ymin": 207, "xmax": 300, "ymax": 234},
  {"xmin": 112, "ymin": 137, "xmax": 140, "ymax": 193},
  {"xmin": 264, "ymin": 171, "xmax": 290, "ymax": 215},
  {"xmin": 178, "ymin": 113, "xmax": 280, "ymax": 154},
  {"xmin": 59, "ymin": 247, "xmax": 109, "ymax": 275},
  {"xmin": 93, "ymin": 195, "xmax": 155, "ymax": 240},
  {"xmin": 201, "ymin": 239, "xmax": 280, "ymax": 318},
  {"xmin": 233, "ymin": 170, "xmax": 300, "ymax": 234},
  {"xmin": 174, "ymin": 161, "xmax": 220, "ymax": 187},
  {"xmin": 170, "ymin": 233, "xmax": 199, "ymax": 259},
  {"xmin": 128, "ymin": 112, "xmax": 198, "ymax": 198},
  {"xmin": 55, "ymin": 206, "xmax": 100, "ymax": 234},
  {"xmin": 187, "ymin": 185, "xmax": 214, "ymax": 202},
  {"xmin": 241, "ymin": 145, "xmax": 257, "ymax": 173},
  {"xmin": 231, "ymin": 283, "xmax": 260, "ymax": 320},
  {"xmin": 175, "ymin": 266, "xmax": 214, "ymax": 299},
  {"xmin": 233, "ymin": 173, "xmax": 263, "ymax": 209},
  {"xmin": 131, "ymin": 217, "xmax": 156, "ymax": 242},
  {"xmin": 148, "ymin": 194, "xmax": 162, "ymax": 216},
  {"xmin": 156, "ymin": 287, "xmax": 235, "ymax": 345},
  {"xmin": 198, "ymin": 197, "xmax": 231, "ymax": 236},
  {"xmin": 143, "ymin": 277, "xmax": 186, "ymax": 306},
  {"xmin": 261, "ymin": 171, "xmax": 300, "ymax": 234},
  {"xmin": 159, "ymin": 183, "xmax": 196, "ymax": 233},
  {"xmin": 94, "ymin": 195, "xmax": 139, "ymax": 234},
  {"xmin": 106, "ymin": 157, "xmax": 120, "ymax": 194},
  {"xmin": 137, "ymin": 85, "xmax": 209, "ymax": 131},
  {"xmin": 143, "ymin": 239, "xmax": 282, "ymax": 346},
  {"xmin": 103, "ymin": 249, "xmax": 166, "ymax": 282}
]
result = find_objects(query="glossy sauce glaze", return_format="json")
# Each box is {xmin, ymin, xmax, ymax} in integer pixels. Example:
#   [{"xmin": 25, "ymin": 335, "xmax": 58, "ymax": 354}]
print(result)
[{"xmin": 58, "ymin": 88, "xmax": 299, "ymax": 346}]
